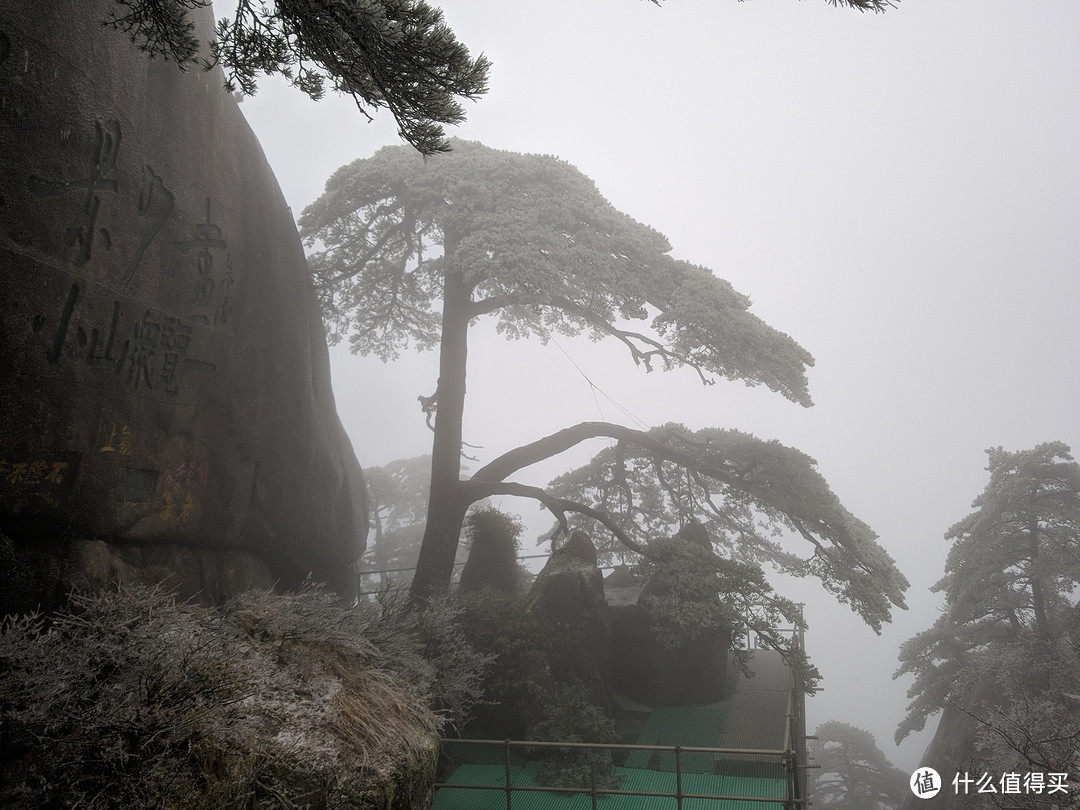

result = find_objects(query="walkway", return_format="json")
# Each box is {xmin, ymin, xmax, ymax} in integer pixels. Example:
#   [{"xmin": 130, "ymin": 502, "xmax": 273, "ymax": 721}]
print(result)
[{"xmin": 433, "ymin": 650, "xmax": 795, "ymax": 809}]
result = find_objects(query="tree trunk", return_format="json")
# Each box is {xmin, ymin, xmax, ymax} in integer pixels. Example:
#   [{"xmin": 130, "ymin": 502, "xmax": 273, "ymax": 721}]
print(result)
[
  {"xmin": 1028, "ymin": 513, "xmax": 1053, "ymax": 646},
  {"xmin": 371, "ymin": 498, "xmax": 387, "ymax": 590},
  {"xmin": 410, "ymin": 264, "xmax": 472, "ymax": 600}
]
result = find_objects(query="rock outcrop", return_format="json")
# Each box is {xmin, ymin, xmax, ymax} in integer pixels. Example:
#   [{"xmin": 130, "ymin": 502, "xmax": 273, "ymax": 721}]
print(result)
[
  {"xmin": 527, "ymin": 530, "xmax": 613, "ymax": 712},
  {"xmin": 0, "ymin": 0, "xmax": 367, "ymax": 606},
  {"xmin": 458, "ymin": 508, "xmax": 522, "ymax": 596},
  {"xmin": 607, "ymin": 534, "xmax": 731, "ymax": 706},
  {"xmin": 897, "ymin": 685, "xmax": 989, "ymax": 810}
]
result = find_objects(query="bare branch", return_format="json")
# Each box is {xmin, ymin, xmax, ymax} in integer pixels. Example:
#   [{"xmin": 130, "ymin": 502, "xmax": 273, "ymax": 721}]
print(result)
[
  {"xmin": 459, "ymin": 479, "xmax": 647, "ymax": 555},
  {"xmin": 549, "ymin": 296, "xmax": 714, "ymax": 385}
]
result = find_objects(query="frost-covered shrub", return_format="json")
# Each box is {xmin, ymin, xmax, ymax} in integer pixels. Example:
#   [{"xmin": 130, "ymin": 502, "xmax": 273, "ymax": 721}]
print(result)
[
  {"xmin": 455, "ymin": 587, "xmax": 619, "ymax": 788},
  {"xmin": 456, "ymin": 587, "xmax": 554, "ymax": 738},
  {"xmin": 0, "ymin": 583, "xmax": 487, "ymax": 809},
  {"xmin": 530, "ymin": 684, "xmax": 622, "ymax": 791},
  {"xmin": 366, "ymin": 588, "xmax": 492, "ymax": 734},
  {"xmin": 0, "ymin": 532, "xmax": 37, "ymax": 616}
]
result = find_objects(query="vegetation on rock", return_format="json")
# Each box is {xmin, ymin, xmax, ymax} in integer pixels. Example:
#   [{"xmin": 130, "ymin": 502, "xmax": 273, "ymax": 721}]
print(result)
[
  {"xmin": 895, "ymin": 442, "xmax": 1080, "ymax": 801},
  {"xmin": 0, "ymin": 583, "xmax": 488, "ymax": 809},
  {"xmin": 458, "ymin": 506, "xmax": 526, "ymax": 596},
  {"xmin": 637, "ymin": 533, "xmax": 820, "ymax": 692},
  {"xmin": 456, "ymin": 582, "xmax": 621, "ymax": 789}
]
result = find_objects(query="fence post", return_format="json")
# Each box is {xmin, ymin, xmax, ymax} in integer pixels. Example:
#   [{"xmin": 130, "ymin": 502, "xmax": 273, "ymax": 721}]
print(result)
[
  {"xmin": 504, "ymin": 739, "xmax": 512, "ymax": 810},
  {"xmin": 591, "ymin": 764, "xmax": 598, "ymax": 810},
  {"xmin": 784, "ymin": 748, "xmax": 797, "ymax": 810},
  {"xmin": 675, "ymin": 745, "xmax": 683, "ymax": 810}
]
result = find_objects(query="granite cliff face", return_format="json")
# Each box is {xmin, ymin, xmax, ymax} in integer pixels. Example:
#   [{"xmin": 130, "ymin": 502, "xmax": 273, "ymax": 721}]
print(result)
[{"xmin": 0, "ymin": 1, "xmax": 367, "ymax": 605}]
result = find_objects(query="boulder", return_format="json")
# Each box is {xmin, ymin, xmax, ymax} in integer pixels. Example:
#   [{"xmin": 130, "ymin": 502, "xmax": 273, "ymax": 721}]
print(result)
[
  {"xmin": 458, "ymin": 507, "xmax": 521, "ymax": 596},
  {"xmin": 527, "ymin": 530, "xmax": 612, "ymax": 711},
  {"xmin": 675, "ymin": 518, "xmax": 712, "ymax": 552},
  {"xmin": 0, "ymin": 0, "xmax": 367, "ymax": 606},
  {"xmin": 608, "ymin": 601, "xmax": 730, "ymax": 707},
  {"xmin": 528, "ymin": 530, "xmax": 602, "ymax": 624},
  {"xmin": 607, "ymin": 535, "xmax": 731, "ymax": 706}
]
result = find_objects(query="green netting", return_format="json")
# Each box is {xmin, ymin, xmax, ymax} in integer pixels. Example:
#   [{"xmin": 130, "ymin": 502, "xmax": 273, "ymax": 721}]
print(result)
[
  {"xmin": 622, "ymin": 706, "xmax": 728, "ymax": 773},
  {"xmin": 434, "ymin": 763, "xmax": 785, "ymax": 810}
]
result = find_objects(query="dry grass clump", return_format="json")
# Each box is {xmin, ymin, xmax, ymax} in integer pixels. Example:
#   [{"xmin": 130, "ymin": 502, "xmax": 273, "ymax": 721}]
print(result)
[
  {"xmin": 0, "ymin": 582, "xmax": 486, "ymax": 809},
  {"xmin": 333, "ymin": 670, "xmax": 438, "ymax": 764}
]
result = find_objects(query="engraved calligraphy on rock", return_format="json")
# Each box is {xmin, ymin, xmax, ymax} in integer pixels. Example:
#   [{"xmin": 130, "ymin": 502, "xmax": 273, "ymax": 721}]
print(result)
[
  {"xmin": 25, "ymin": 120, "xmax": 226, "ymax": 402},
  {"xmin": 28, "ymin": 120, "xmax": 122, "ymax": 267},
  {"xmin": 0, "ymin": 0, "xmax": 366, "ymax": 603}
]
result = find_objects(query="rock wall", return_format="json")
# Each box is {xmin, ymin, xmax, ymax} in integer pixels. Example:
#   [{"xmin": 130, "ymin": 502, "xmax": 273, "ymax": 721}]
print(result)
[{"xmin": 0, "ymin": 1, "xmax": 367, "ymax": 605}]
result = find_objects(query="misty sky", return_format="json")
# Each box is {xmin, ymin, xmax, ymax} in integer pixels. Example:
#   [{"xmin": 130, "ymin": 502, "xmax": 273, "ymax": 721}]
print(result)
[{"xmin": 236, "ymin": 0, "xmax": 1080, "ymax": 771}]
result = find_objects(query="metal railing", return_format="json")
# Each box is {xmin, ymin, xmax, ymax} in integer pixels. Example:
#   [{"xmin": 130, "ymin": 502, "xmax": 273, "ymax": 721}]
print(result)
[
  {"xmin": 435, "ymin": 736, "xmax": 806, "ymax": 809},
  {"xmin": 355, "ymin": 554, "xmax": 555, "ymax": 597}
]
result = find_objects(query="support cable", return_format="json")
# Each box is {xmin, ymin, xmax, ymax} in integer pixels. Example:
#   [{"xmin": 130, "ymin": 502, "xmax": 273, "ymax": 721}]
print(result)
[{"xmin": 550, "ymin": 336, "xmax": 650, "ymax": 431}]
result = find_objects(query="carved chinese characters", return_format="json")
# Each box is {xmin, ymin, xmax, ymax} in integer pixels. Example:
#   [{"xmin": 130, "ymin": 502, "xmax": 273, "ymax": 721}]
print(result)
[{"xmin": 0, "ymin": 1, "xmax": 366, "ymax": 604}]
